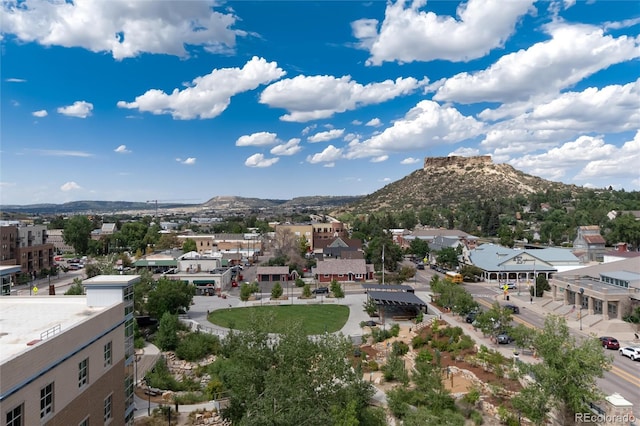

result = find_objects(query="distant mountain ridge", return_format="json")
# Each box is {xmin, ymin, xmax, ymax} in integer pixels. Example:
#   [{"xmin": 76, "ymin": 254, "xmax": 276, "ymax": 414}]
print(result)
[
  {"xmin": 1, "ymin": 157, "xmax": 606, "ymax": 215},
  {"xmin": 1, "ymin": 195, "xmax": 364, "ymax": 215}
]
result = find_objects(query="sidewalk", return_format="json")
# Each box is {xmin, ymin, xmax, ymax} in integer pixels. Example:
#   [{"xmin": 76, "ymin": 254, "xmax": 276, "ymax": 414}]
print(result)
[{"xmin": 499, "ymin": 289, "xmax": 639, "ymax": 345}]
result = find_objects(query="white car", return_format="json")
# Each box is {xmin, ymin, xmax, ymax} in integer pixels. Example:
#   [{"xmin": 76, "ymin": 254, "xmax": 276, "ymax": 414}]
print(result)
[{"xmin": 619, "ymin": 346, "xmax": 640, "ymax": 361}]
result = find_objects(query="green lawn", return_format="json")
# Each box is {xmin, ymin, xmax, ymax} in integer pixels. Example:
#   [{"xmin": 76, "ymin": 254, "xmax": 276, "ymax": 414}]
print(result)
[{"xmin": 208, "ymin": 304, "xmax": 350, "ymax": 335}]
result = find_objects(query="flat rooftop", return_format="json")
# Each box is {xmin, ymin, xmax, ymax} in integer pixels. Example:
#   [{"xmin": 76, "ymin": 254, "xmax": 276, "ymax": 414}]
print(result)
[{"xmin": 0, "ymin": 297, "xmax": 105, "ymax": 364}]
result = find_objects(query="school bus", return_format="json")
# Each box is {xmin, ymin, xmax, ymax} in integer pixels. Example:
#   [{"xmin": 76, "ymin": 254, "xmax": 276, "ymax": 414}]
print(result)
[{"xmin": 445, "ymin": 271, "xmax": 463, "ymax": 284}]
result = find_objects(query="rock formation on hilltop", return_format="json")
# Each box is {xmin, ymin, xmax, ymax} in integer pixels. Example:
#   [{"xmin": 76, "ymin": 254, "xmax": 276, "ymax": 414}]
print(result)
[{"xmin": 344, "ymin": 155, "xmax": 583, "ymax": 213}]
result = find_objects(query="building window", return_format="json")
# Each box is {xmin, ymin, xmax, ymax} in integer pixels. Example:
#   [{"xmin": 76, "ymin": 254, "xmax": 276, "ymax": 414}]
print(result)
[
  {"xmin": 104, "ymin": 394, "xmax": 113, "ymax": 423},
  {"xmin": 79, "ymin": 417, "xmax": 89, "ymax": 426},
  {"xmin": 5, "ymin": 403, "xmax": 23, "ymax": 426},
  {"xmin": 40, "ymin": 382, "xmax": 54, "ymax": 418},
  {"xmin": 78, "ymin": 358, "xmax": 89, "ymax": 387},
  {"xmin": 104, "ymin": 341, "xmax": 112, "ymax": 367}
]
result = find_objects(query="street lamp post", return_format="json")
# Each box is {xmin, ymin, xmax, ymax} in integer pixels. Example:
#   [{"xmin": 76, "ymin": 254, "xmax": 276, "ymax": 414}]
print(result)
[
  {"xmin": 579, "ymin": 288, "xmax": 584, "ymax": 331},
  {"xmin": 143, "ymin": 377, "xmax": 151, "ymax": 416}
]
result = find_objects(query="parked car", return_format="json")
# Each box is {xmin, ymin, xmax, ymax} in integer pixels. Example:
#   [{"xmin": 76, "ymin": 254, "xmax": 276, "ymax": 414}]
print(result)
[
  {"xmin": 619, "ymin": 346, "xmax": 640, "ymax": 361},
  {"xmin": 363, "ymin": 320, "xmax": 378, "ymax": 327},
  {"xmin": 416, "ymin": 263, "xmax": 425, "ymax": 270},
  {"xmin": 499, "ymin": 282, "xmax": 517, "ymax": 290},
  {"xmin": 504, "ymin": 304, "xmax": 520, "ymax": 314},
  {"xmin": 312, "ymin": 287, "xmax": 329, "ymax": 294},
  {"xmin": 465, "ymin": 311, "xmax": 479, "ymax": 323},
  {"xmin": 599, "ymin": 336, "xmax": 620, "ymax": 350},
  {"xmin": 496, "ymin": 333, "xmax": 513, "ymax": 344}
]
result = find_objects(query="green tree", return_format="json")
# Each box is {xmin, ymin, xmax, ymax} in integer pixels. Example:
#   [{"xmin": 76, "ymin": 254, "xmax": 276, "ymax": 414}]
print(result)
[
  {"xmin": 217, "ymin": 315, "xmax": 378, "ymax": 425},
  {"xmin": 146, "ymin": 278, "xmax": 195, "ymax": 318},
  {"xmin": 156, "ymin": 233, "xmax": 180, "ymax": 250},
  {"xmin": 240, "ymin": 282, "xmax": 253, "ymax": 302},
  {"xmin": 302, "ymin": 284, "xmax": 312, "ymax": 298},
  {"xmin": 330, "ymin": 279, "xmax": 345, "ymax": 299},
  {"xmin": 134, "ymin": 269, "xmax": 154, "ymax": 315},
  {"xmin": 298, "ymin": 236, "xmax": 310, "ymax": 256},
  {"xmin": 363, "ymin": 297, "xmax": 378, "ymax": 316},
  {"xmin": 534, "ymin": 274, "xmax": 550, "ymax": 297},
  {"xmin": 271, "ymin": 281, "xmax": 283, "ymax": 299},
  {"xmin": 408, "ymin": 238, "xmax": 430, "ymax": 260},
  {"xmin": 155, "ymin": 312, "xmax": 180, "ymax": 351},
  {"xmin": 182, "ymin": 238, "xmax": 197, "ymax": 253},
  {"xmin": 512, "ymin": 316, "xmax": 612, "ymax": 425},
  {"xmin": 65, "ymin": 278, "xmax": 84, "ymax": 295},
  {"xmin": 114, "ymin": 222, "xmax": 150, "ymax": 254},
  {"xmin": 435, "ymin": 247, "xmax": 459, "ymax": 270},
  {"xmin": 63, "ymin": 215, "xmax": 93, "ymax": 255}
]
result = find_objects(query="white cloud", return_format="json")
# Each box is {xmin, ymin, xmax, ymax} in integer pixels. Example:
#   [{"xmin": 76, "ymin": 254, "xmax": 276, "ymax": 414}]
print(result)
[
  {"xmin": 245, "ymin": 153, "xmax": 279, "ymax": 168},
  {"xmin": 347, "ymin": 100, "xmax": 484, "ymax": 159},
  {"xmin": 271, "ymin": 138, "xmax": 302, "ymax": 156},
  {"xmin": 260, "ymin": 75, "xmax": 427, "ymax": 122},
  {"xmin": 351, "ymin": 120, "xmax": 363, "ymax": 125},
  {"xmin": 32, "ymin": 109, "xmax": 48, "ymax": 117},
  {"xmin": 435, "ymin": 23, "xmax": 640, "ymax": 104},
  {"xmin": 353, "ymin": 0, "xmax": 535, "ymax": 65},
  {"xmin": 5, "ymin": 78, "xmax": 26, "ymax": 83},
  {"xmin": 365, "ymin": 118, "xmax": 382, "ymax": 127},
  {"xmin": 308, "ymin": 129, "xmax": 345, "ymax": 143},
  {"xmin": 118, "ymin": 57, "xmax": 285, "ymax": 120},
  {"xmin": 507, "ymin": 134, "xmax": 638, "ymax": 185},
  {"xmin": 114, "ymin": 145, "xmax": 131, "ymax": 154},
  {"xmin": 480, "ymin": 79, "xmax": 640, "ymax": 152},
  {"xmin": 604, "ymin": 17, "xmax": 640, "ymax": 30},
  {"xmin": 306, "ymin": 145, "xmax": 343, "ymax": 164},
  {"xmin": 301, "ymin": 124, "xmax": 317, "ymax": 135},
  {"xmin": 371, "ymin": 155, "xmax": 388, "ymax": 163},
  {"xmin": 57, "ymin": 101, "xmax": 93, "ymax": 118},
  {"xmin": 60, "ymin": 181, "xmax": 81, "ymax": 192},
  {"xmin": 323, "ymin": 162, "xmax": 335, "ymax": 168},
  {"xmin": 574, "ymin": 132, "xmax": 640, "ymax": 181},
  {"xmin": 0, "ymin": 0, "xmax": 239, "ymax": 60},
  {"xmin": 236, "ymin": 131, "xmax": 279, "ymax": 147},
  {"xmin": 400, "ymin": 157, "xmax": 421, "ymax": 165},
  {"xmin": 32, "ymin": 149, "xmax": 93, "ymax": 157},
  {"xmin": 449, "ymin": 147, "xmax": 481, "ymax": 157},
  {"xmin": 176, "ymin": 157, "xmax": 196, "ymax": 165}
]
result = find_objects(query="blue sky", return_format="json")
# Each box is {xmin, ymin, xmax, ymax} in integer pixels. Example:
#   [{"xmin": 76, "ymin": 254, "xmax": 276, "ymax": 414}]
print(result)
[{"xmin": 1, "ymin": 0, "xmax": 639, "ymax": 206}]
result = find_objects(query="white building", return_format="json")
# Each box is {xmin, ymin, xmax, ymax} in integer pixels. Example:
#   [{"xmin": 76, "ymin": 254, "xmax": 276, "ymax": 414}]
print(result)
[{"xmin": 0, "ymin": 275, "xmax": 139, "ymax": 425}]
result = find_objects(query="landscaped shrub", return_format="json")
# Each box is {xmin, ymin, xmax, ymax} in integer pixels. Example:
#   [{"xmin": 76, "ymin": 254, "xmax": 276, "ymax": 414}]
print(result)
[
  {"xmin": 390, "ymin": 323, "xmax": 400, "ymax": 337},
  {"xmin": 175, "ymin": 332, "xmax": 221, "ymax": 361},
  {"xmin": 392, "ymin": 341, "xmax": 410, "ymax": 356},
  {"xmin": 455, "ymin": 334, "xmax": 475, "ymax": 351},
  {"xmin": 411, "ymin": 335, "xmax": 428, "ymax": 349},
  {"xmin": 415, "ymin": 349, "xmax": 433, "ymax": 363},
  {"xmin": 174, "ymin": 392, "xmax": 209, "ymax": 405},
  {"xmin": 443, "ymin": 326, "xmax": 464, "ymax": 340},
  {"xmin": 469, "ymin": 410, "xmax": 484, "ymax": 425},
  {"xmin": 371, "ymin": 327, "xmax": 394, "ymax": 342},
  {"xmin": 382, "ymin": 353, "xmax": 408, "ymax": 383},
  {"xmin": 145, "ymin": 357, "xmax": 183, "ymax": 391},
  {"xmin": 367, "ymin": 360, "xmax": 379, "ymax": 371}
]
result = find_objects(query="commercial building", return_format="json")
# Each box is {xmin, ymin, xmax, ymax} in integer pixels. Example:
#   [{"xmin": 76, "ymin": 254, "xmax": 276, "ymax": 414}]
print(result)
[{"xmin": 0, "ymin": 275, "xmax": 139, "ymax": 425}]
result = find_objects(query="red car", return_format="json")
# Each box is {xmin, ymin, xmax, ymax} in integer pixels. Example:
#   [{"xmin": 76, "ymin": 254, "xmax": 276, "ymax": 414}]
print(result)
[{"xmin": 599, "ymin": 336, "xmax": 620, "ymax": 350}]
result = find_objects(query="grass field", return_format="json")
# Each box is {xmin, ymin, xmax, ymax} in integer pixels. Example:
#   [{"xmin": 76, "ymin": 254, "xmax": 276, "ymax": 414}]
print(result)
[{"xmin": 208, "ymin": 304, "xmax": 350, "ymax": 335}]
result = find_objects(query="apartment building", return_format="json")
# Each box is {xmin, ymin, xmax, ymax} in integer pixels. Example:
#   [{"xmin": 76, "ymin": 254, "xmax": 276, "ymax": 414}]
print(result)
[
  {"xmin": 0, "ymin": 224, "xmax": 55, "ymax": 278},
  {"xmin": 0, "ymin": 275, "xmax": 139, "ymax": 425}
]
